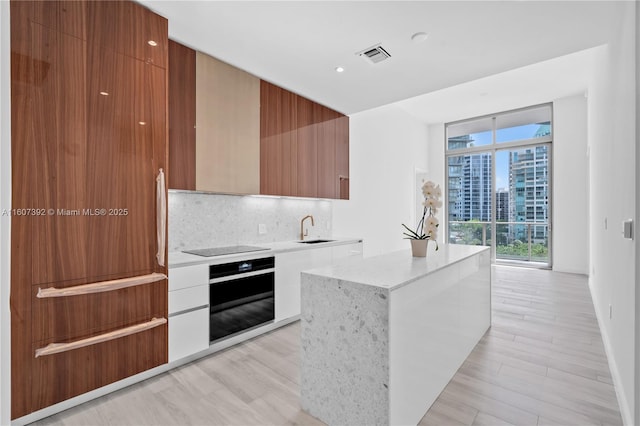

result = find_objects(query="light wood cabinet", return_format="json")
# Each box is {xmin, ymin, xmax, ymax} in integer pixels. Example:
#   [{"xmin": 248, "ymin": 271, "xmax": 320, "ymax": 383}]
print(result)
[
  {"xmin": 10, "ymin": 0, "xmax": 168, "ymax": 418},
  {"xmin": 196, "ymin": 52, "xmax": 260, "ymax": 194}
]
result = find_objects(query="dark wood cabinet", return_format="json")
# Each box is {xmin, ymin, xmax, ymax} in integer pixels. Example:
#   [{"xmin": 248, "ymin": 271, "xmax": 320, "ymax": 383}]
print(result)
[
  {"xmin": 260, "ymin": 81, "xmax": 349, "ymax": 199},
  {"xmin": 168, "ymin": 40, "xmax": 196, "ymax": 190},
  {"xmin": 87, "ymin": 0, "xmax": 167, "ymax": 68},
  {"xmin": 260, "ymin": 80, "xmax": 298, "ymax": 196},
  {"xmin": 30, "ymin": 324, "xmax": 166, "ymax": 412},
  {"xmin": 296, "ymin": 96, "xmax": 319, "ymax": 197},
  {"xmin": 335, "ymin": 115, "xmax": 350, "ymax": 200},
  {"xmin": 168, "ymin": 61, "xmax": 349, "ymax": 198},
  {"xmin": 317, "ymin": 106, "xmax": 341, "ymax": 199},
  {"xmin": 10, "ymin": 0, "xmax": 168, "ymax": 418}
]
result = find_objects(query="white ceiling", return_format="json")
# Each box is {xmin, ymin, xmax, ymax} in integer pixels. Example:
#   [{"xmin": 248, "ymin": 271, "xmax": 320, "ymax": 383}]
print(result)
[
  {"xmin": 138, "ymin": 1, "xmax": 623, "ymax": 118},
  {"xmin": 395, "ymin": 46, "xmax": 599, "ymax": 125}
]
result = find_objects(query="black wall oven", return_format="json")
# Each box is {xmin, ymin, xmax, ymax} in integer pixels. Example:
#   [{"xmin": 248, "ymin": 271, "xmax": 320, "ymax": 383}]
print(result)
[{"xmin": 209, "ymin": 257, "xmax": 275, "ymax": 343}]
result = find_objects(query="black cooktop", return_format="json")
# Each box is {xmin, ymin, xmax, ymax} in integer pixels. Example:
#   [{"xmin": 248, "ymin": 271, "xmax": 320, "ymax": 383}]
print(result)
[{"xmin": 183, "ymin": 245, "xmax": 270, "ymax": 257}]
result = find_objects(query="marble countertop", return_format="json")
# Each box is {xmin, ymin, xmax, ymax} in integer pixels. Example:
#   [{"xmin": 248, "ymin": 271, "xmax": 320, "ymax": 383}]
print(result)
[
  {"xmin": 169, "ymin": 237, "xmax": 363, "ymax": 268},
  {"xmin": 303, "ymin": 244, "xmax": 489, "ymax": 291}
]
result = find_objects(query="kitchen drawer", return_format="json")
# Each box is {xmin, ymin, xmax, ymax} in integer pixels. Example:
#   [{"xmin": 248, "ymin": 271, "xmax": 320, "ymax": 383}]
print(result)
[
  {"xmin": 169, "ymin": 285, "xmax": 208, "ymax": 315},
  {"xmin": 31, "ymin": 321, "xmax": 167, "ymax": 413},
  {"xmin": 169, "ymin": 307, "xmax": 209, "ymax": 362},
  {"xmin": 169, "ymin": 264, "xmax": 209, "ymax": 291},
  {"xmin": 32, "ymin": 280, "xmax": 167, "ymax": 344}
]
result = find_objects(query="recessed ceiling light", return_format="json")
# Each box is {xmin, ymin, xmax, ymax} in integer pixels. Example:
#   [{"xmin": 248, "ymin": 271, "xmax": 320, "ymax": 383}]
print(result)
[
  {"xmin": 411, "ymin": 32, "xmax": 429, "ymax": 43},
  {"xmin": 335, "ymin": 66, "xmax": 345, "ymax": 73},
  {"xmin": 99, "ymin": 91, "xmax": 109, "ymax": 96},
  {"xmin": 148, "ymin": 40, "xmax": 157, "ymax": 46},
  {"xmin": 138, "ymin": 121, "xmax": 147, "ymax": 125}
]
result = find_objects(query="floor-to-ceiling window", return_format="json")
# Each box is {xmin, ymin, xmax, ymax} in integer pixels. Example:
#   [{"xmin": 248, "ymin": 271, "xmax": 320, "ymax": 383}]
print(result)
[{"xmin": 445, "ymin": 104, "xmax": 552, "ymax": 267}]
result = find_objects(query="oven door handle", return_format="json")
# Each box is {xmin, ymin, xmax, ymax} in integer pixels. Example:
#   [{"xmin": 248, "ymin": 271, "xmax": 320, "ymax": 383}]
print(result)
[{"xmin": 209, "ymin": 268, "xmax": 275, "ymax": 284}]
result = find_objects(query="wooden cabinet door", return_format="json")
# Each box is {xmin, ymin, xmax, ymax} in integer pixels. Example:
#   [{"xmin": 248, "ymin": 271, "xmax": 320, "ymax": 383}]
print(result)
[
  {"xmin": 31, "ymin": 319, "xmax": 167, "ymax": 411},
  {"xmin": 335, "ymin": 115, "xmax": 350, "ymax": 199},
  {"xmin": 317, "ymin": 106, "xmax": 339, "ymax": 199},
  {"xmin": 196, "ymin": 52, "xmax": 260, "ymax": 194},
  {"xmin": 11, "ymin": 18, "xmax": 95, "ymax": 416},
  {"xmin": 168, "ymin": 40, "xmax": 196, "ymax": 190},
  {"xmin": 27, "ymin": 22, "xmax": 90, "ymax": 287},
  {"xmin": 260, "ymin": 81, "xmax": 298, "ymax": 196},
  {"xmin": 296, "ymin": 97, "xmax": 319, "ymax": 198},
  {"xmin": 11, "ymin": 0, "xmax": 168, "ymax": 418},
  {"xmin": 83, "ymin": 46, "xmax": 162, "ymax": 281},
  {"xmin": 16, "ymin": 0, "xmax": 87, "ymax": 40},
  {"xmin": 261, "ymin": 81, "xmax": 349, "ymax": 199},
  {"xmin": 87, "ymin": 0, "xmax": 167, "ymax": 69}
]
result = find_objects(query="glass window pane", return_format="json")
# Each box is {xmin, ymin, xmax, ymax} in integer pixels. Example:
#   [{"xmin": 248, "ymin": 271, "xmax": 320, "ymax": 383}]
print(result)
[
  {"xmin": 494, "ymin": 145, "xmax": 550, "ymax": 264},
  {"xmin": 496, "ymin": 105, "xmax": 552, "ymax": 143},
  {"xmin": 447, "ymin": 152, "xmax": 492, "ymax": 246},
  {"xmin": 447, "ymin": 117, "xmax": 492, "ymax": 150}
]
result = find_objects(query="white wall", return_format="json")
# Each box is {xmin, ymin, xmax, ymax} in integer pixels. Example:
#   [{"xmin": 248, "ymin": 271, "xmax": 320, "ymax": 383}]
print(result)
[
  {"xmin": 425, "ymin": 125, "xmax": 445, "ymax": 194},
  {"xmin": 332, "ymin": 105, "xmax": 429, "ymax": 258},
  {"xmin": 1, "ymin": 1, "xmax": 11, "ymax": 424},
  {"xmin": 553, "ymin": 95, "xmax": 589, "ymax": 274},
  {"xmin": 587, "ymin": 2, "xmax": 636, "ymax": 424}
]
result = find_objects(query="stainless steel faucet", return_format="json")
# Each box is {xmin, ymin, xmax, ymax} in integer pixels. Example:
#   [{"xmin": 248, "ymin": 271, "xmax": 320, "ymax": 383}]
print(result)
[{"xmin": 300, "ymin": 215, "xmax": 315, "ymax": 241}]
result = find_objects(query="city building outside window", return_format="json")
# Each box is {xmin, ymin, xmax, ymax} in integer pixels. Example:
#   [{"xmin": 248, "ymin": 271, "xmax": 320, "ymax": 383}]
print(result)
[{"xmin": 445, "ymin": 104, "xmax": 552, "ymax": 267}]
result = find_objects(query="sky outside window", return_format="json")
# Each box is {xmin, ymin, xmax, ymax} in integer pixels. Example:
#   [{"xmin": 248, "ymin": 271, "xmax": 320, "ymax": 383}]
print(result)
[{"xmin": 462, "ymin": 123, "xmax": 550, "ymax": 189}]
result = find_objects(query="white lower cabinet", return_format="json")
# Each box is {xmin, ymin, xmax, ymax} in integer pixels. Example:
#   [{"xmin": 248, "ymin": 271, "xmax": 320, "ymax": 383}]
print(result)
[
  {"xmin": 168, "ymin": 307, "xmax": 209, "ymax": 362},
  {"xmin": 167, "ymin": 241, "xmax": 364, "ymax": 358},
  {"xmin": 275, "ymin": 247, "xmax": 331, "ymax": 321},
  {"xmin": 168, "ymin": 264, "xmax": 210, "ymax": 362},
  {"xmin": 275, "ymin": 242, "xmax": 363, "ymax": 321}
]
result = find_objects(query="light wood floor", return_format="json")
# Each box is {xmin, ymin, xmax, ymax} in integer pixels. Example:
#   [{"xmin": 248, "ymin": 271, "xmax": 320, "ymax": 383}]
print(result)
[{"xmin": 32, "ymin": 266, "xmax": 622, "ymax": 426}]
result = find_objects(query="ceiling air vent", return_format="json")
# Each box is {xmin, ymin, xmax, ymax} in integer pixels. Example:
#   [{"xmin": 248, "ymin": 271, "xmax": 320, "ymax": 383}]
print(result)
[{"xmin": 356, "ymin": 44, "xmax": 391, "ymax": 64}]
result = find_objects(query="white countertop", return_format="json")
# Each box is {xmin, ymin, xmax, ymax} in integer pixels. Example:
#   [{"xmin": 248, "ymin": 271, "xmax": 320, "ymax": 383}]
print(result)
[
  {"xmin": 303, "ymin": 244, "xmax": 489, "ymax": 291},
  {"xmin": 169, "ymin": 237, "xmax": 363, "ymax": 268}
]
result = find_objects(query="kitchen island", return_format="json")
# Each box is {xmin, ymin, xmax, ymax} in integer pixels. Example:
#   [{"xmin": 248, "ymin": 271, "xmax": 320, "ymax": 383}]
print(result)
[{"xmin": 300, "ymin": 244, "xmax": 491, "ymax": 426}]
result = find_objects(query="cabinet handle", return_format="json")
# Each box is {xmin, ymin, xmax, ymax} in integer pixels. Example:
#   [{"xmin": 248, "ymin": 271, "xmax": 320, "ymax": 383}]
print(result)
[
  {"xmin": 35, "ymin": 317, "xmax": 167, "ymax": 358},
  {"xmin": 156, "ymin": 168, "xmax": 167, "ymax": 267},
  {"xmin": 37, "ymin": 272, "xmax": 167, "ymax": 298},
  {"xmin": 338, "ymin": 175, "xmax": 349, "ymax": 199}
]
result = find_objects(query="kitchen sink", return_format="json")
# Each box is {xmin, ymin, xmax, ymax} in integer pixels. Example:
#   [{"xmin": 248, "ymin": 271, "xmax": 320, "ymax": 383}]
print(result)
[{"xmin": 298, "ymin": 239, "xmax": 335, "ymax": 244}]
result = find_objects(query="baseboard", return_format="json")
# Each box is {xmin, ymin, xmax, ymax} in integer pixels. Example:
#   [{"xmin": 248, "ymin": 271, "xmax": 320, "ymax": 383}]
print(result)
[
  {"xmin": 588, "ymin": 278, "xmax": 634, "ymax": 426},
  {"xmin": 551, "ymin": 266, "xmax": 588, "ymax": 275}
]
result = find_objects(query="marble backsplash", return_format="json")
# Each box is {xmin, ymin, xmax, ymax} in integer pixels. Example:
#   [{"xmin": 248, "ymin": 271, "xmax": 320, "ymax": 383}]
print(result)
[{"xmin": 168, "ymin": 191, "xmax": 333, "ymax": 252}]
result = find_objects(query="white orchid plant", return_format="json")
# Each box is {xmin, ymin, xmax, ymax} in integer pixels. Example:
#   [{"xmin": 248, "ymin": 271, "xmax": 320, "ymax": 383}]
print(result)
[{"xmin": 402, "ymin": 180, "xmax": 442, "ymax": 250}]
